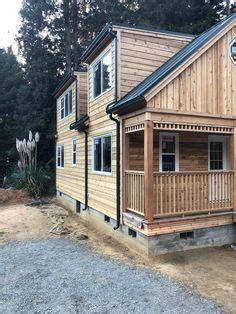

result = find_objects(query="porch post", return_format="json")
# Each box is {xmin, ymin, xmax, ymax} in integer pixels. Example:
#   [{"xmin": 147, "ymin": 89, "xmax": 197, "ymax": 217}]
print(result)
[{"xmin": 144, "ymin": 119, "xmax": 154, "ymax": 222}]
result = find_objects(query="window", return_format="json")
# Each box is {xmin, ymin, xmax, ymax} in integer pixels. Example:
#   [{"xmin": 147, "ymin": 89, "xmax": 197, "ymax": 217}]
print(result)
[
  {"xmin": 93, "ymin": 135, "xmax": 111, "ymax": 173},
  {"xmin": 159, "ymin": 133, "xmax": 179, "ymax": 172},
  {"xmin": 230, "ymin": 39, "xmax": 236, "ymax": 64},
  {"xmin": 208, "ymin": 136, "xmax": 227, "ymax": 171},
  {"xmin": 57, "ymin": 145, "xmax": 64, "ymax": 168},
  {"xmin": 60, "ymin": 89, "xmax": 72, "ymax": 119},
  {"xmin": 93, "ymin": 50, "xmax": 111, "ymax": 98},
  {"xmin": 72, "ymin": 139, "xmax": 77, "ymax": 166}
]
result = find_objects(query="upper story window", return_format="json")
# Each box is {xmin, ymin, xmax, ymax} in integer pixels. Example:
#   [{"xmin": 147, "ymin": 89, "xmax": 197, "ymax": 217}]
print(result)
[
  {"xmin": 93, "ymin": 50, "xmax": 111, "ymax": 99},
  {"xmin": 61, "ymin": 89, "xmax": 72, "ymax": 119},
  {"xmin": 93, "ymin": 134, "xmax": 112, "ymax": 174},
  {"xmin": 57, "ymin": 144, "xmax": 64, "ymax": 168}
]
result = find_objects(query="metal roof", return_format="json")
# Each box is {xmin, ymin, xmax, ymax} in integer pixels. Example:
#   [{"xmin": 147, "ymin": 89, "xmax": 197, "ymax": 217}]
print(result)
[
  {"xmin": 108, "ymin": 13, "xmax": 236, "ymax": 114},
  {"xmin": 112, "ymin": 22, "xmax": 196, "ymax": 38}
]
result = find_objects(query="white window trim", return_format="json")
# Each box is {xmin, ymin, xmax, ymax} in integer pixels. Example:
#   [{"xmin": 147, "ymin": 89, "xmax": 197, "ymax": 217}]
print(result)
[
  {"xmin": 229, "ymin": 38, "xmax": 236, "ymax": 65},
  {"xmin": 159, "ymin": 132, "xmax": 179, "ymax": 172},
  {"xmin": 91, "ymin": 46, "xmax": 113, "ymax": 101},
  {"xmin": 208, "ymin": 135, "xmax": 228, "ymax": 171},
  {"xmin": 60, "ymin": 88, "xmax": 73, "ymax": 120},
  {"xmin": 92, "ymin": 133, "xmax": 112, "ymax": 176},
  {"xmin": 56, "ymin": 144, "xmax": 64, "ymax": 169},
  {"xmin": 72, "ymin": 138, "xmax": 77, "ymax": 167},
  {"xmin": 60, "ymin": 97, "xmax": 65, "ymax": 120}
]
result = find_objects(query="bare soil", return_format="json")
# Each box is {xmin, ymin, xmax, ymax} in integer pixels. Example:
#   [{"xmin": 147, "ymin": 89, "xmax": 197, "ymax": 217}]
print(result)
[{"xmin": 0, "ymin": 194, "xmax": 235, "ymax": 313}]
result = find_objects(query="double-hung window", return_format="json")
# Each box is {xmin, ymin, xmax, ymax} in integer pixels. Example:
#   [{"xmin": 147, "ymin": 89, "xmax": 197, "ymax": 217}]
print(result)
[
  {"xmin": 60, "ymin": 89, "xmax": 72, "ymax": 119},
  {"xmin": 208, "ymin": 136, "xmax": 227, "ymax": 171},
  {"xmin": 72, "ymin": 139, "xmax": 77, "ymax": 166},
  {"xmin": 57, "ymin": 145, "xmax": 64, "ymax": 168},
  {"xmin": 159, "ymin": 133, "xmax": 179, "ymax": 172},
  {"xmin": 93, "ymin": 50, "xmax": 111, "ymax": 98},
  {"xmin": 93, "ymin": 135, "xmax": 112, "ymax": 173}
]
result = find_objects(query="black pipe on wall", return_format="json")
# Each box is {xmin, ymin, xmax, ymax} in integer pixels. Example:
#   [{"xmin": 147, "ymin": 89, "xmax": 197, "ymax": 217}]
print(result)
[
  {"xmin": 107, "ymin": 32, "xmax": 121, "ymax": 230},
  {"xmin": 82, "ymin": 129, "xmax": 88, "ymax": 210}
]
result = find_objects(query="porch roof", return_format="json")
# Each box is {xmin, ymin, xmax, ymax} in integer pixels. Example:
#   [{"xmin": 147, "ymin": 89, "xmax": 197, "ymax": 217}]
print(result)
[{"xmin": 107, "ymin": 13, "xmax": 236, "ymax": 115}]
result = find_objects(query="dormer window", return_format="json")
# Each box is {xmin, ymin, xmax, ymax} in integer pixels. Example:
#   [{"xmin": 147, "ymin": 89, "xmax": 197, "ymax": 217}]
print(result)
[
  {"xmin": 230, "ymin": 39, "xmax": 236, "ymax": 64},
  {"xmin": 93, "ymin": 50, "xmax": 111, "ymax": 99}
]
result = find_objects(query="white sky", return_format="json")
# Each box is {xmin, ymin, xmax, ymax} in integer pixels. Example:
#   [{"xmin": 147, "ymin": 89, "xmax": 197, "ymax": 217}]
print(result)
[{"xmin": 0, "ymin": 0, "xmax": 22, "ymax": 51}]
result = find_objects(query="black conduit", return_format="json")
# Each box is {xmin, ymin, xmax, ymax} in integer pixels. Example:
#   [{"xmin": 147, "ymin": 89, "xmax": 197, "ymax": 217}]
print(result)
[
  {"xmin": 107, "ymin": 32, "xmax": 121, "ymax": 230},
  {"xmin": 82, "ymin": 130, "xmax": 88, "ymax": 210},
  {"xmin": 109, "ymin": 113, "xmax": 120, "ymax": 230}
]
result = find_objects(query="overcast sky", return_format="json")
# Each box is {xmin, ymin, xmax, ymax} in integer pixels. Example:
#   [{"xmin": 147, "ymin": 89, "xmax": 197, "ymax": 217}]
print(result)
[{"xmin": 0, "ymin": 0, "xmax": 22, "ymax": 51}]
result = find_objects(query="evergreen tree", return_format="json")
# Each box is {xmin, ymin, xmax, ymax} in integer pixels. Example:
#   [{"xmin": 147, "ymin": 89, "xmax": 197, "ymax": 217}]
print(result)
[{"xmin": 0, "ymin": 48, "xmax": 29, "ymax": 182}]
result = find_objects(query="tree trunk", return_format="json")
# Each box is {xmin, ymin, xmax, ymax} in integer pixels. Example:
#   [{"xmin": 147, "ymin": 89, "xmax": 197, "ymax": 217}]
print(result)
[
  {"xmin": 225, "ymin": 0, "xmax": 231, "ymax": 16},
  {"xmin": 63, "ymin": 0, "xmax": 72, "ymax": 73},
  {"xmin": 72, "ymin": 0, "xmax": 79, "ymax": 71}
]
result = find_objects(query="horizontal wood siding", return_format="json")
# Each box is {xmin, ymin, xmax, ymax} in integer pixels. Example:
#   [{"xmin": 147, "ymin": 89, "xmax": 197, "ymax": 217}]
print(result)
[
  {"xmin": 119, "ymin": 29, "xmax": 192, "ymax": 98},
  {"xmin": 87, "ymin": 41, "xmax": 117, "ymax": 218},
  {"xmin": 148, "ymin": 26, "xmax": 236, "ymax": 116},
  {"xmin": 56, "ymin": 73, "xmax": 87, "ymax": 202},
  {"xmin": 76, "ymin": 72, "xmax": 88, "ymax": 117}
]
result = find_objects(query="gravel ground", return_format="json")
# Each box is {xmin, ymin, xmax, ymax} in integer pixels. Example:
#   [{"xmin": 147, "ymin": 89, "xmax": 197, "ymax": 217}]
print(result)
[{"xmin": 0, "ymin": 238, "xmax": 218, "ymax": 314}]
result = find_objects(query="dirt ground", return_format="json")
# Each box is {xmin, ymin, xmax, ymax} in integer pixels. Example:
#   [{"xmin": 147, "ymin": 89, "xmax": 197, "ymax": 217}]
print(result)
[{"xmin": 0, "ymin": 190, "xmax": 235, "ymax": 313}]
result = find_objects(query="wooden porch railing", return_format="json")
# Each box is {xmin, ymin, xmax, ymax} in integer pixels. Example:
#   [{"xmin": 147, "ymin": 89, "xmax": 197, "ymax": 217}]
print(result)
[
  {"xmin": 125, "ymin": 170, "xmax": 234, "ymax": 218},
  {"xmin": 125, "ymin": 170, "xmax": 145, "ymax": 216}
]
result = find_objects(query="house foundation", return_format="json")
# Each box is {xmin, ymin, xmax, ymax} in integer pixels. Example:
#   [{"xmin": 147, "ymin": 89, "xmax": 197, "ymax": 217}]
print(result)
[{"xmin": 56, "ymin": 191, "xmax": 236, "ymax": 256}]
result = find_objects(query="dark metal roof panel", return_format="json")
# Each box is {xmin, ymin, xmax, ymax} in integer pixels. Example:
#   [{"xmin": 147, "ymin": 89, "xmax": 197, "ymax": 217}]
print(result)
[
  {"xmin": 108, "ymin": 13, "xmax": 236, "ymax": 114},
  {"xmin": 112, "ymin": 22, "xmax": 196, "ymax": 38}
]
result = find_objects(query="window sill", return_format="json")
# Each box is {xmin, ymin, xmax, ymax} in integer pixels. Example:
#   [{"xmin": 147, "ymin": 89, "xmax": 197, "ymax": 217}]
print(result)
[
  {"xmin": 57, "ymin": 166, "xmax": 64, "ymax": 169},
  {"xmin": 60, "ymin": 112, "xmax": 73, "ymax": 121},
  {"xmin": 92, "ymin": 170, "xmax": 112, "ymax": 176},
  {"xmin": 91, "ymin": 86, "xmax": 113, "ymax": 102}
]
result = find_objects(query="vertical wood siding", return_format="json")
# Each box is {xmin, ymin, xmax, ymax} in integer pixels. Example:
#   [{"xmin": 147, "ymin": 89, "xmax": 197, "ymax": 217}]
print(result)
[{"xmin": 148, "ymin": 26, "xmax": 236, "ymax": 116}]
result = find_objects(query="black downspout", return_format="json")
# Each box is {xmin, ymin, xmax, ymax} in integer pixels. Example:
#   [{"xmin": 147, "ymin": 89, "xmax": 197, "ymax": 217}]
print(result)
[
  {"xmin": 75, "ymin": 77, "xmax": 78, "ymax": 121},
  {"xmin": 82, "ymin": 129, "xmax": 88, "ymax": 210},
  {"xmin": 107, "ymin": 32, "xmax": 120, "ymax": 230},
  {"xmin": 109, "ymin": 113, "xmax": 120, "ymax": 230}
]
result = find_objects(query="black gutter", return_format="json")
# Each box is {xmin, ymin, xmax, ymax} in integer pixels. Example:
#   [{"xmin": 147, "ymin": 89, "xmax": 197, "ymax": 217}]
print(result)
[
  {"xmin": 82, "ymin": 129, "xmax": 88, "ymax": 210},
  {"xmin": 80, "ymin": 23, "xmax": 113, "ymax": 62},
  {"xmin": 106, "ymin": 32, "xmax": 121, "ymax": 230}
]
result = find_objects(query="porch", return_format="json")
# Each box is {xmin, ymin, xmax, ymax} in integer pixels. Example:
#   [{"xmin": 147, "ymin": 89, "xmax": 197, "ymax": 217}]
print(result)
[{"xmin": 123, "ymin": 114, "xmax": 236, "ymax": 234}]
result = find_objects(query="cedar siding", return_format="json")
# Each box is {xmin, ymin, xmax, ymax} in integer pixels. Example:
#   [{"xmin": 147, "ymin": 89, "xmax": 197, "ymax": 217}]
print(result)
[
  {"xmin": 56, "ymin": 72, "xmax": 87, "ymax": 203},
  {"xmin": 116, "ymin": 26, "xmax": 193, "ymax": 98},
  {"xmin": 147, "ymin": 26, "xmax": 236, "ymax": 116}
]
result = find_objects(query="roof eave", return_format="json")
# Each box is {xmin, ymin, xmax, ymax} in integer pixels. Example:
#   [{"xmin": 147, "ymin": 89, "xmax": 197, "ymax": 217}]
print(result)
[{"xmin": 80, "ymin": 24, "xmax": 114, "ymax": 63}]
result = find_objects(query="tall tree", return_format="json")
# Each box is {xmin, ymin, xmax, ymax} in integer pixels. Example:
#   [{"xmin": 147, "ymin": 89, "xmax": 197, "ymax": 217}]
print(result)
[{"xmin": 0, "ymin": 48, "xmax": 30, "ymax": 182}]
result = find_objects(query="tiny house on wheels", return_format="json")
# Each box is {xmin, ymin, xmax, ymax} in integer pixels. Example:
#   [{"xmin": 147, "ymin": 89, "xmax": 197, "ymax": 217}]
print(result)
[{"xmin": 55, "ymin": 14, "xmax": 236, "ymax": 255}]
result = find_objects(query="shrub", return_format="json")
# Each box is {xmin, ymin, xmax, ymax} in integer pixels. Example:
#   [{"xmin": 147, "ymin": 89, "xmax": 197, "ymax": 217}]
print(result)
[{"xmin": 7, "ymin": 130, "xmax": 54, "ymax": 198}]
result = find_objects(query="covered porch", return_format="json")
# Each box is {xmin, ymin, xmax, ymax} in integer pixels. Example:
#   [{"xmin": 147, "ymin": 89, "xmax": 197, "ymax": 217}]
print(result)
[{"xmin": 122, "ymin": 113, "xmax": 235, "ymax": 233}]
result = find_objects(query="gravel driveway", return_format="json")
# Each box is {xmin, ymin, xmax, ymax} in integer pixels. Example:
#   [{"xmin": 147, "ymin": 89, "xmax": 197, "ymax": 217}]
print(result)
[{"xmin": 0, "ymin": 238, "xmax": 218, "ymax": 313}]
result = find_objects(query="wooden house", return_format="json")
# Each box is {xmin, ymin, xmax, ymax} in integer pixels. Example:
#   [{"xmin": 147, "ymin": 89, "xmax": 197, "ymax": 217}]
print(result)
[{"xmin": 55, "ymin": 14, "xmax": 236, "ymax": 255}]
